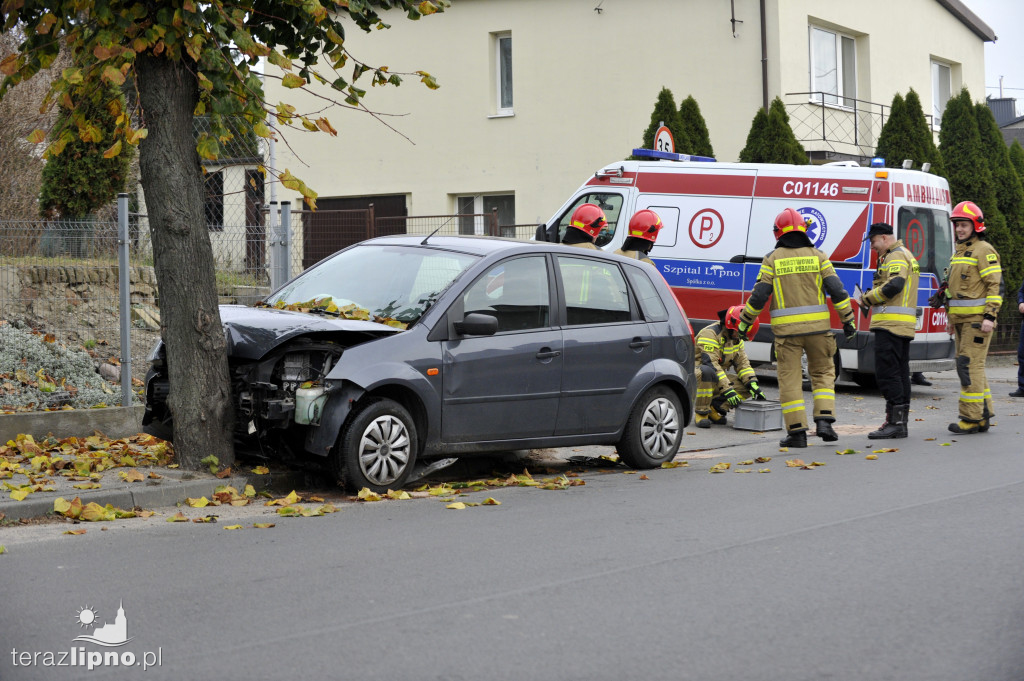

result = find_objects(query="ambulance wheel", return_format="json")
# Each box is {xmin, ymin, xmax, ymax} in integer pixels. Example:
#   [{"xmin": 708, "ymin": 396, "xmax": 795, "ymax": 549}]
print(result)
[{"xmin": 617, "ymin": 386, "xmax": 683, "ymax": 469}]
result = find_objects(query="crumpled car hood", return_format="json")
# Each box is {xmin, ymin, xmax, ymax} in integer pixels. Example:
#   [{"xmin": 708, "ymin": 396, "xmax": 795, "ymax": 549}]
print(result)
[{"xmin": 220, "ymin": 305, "xmax": 401, "ymax": 360}]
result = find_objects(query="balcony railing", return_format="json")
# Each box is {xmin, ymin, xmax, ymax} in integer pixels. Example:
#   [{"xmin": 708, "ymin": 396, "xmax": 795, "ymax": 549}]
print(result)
[{"xmin": 785, "ymin": 92, "xmax": 937, "ymax": 162}]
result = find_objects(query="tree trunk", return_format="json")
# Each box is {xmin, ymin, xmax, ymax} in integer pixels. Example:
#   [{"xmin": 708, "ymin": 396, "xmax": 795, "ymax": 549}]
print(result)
[{"xmin": 135, "ymin": 55, "xmax": 235, "ymax": 470}]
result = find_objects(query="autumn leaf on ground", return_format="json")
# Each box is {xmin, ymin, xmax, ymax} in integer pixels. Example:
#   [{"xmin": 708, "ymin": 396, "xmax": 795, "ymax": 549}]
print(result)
[
  {"xmin": 251, "ymin": 466, "xmax": 270, "ymax": 475},
  {"xmin": 709, "ymin": 462, "xmax": 730, "ymax": 473},
  {"xmin": 192, "ymin": 515, "xmax": 218, "ymax": 523},
  {"xmin": 253, "ymin": 523, "xmax": 275, "ymax": 529},
  {"xmin": 755, "ymin": 456, "xmax": 772, "ymax": 463},
  {"xmin": 148, "ymin": 471, "xmax": 162, "ymax": 479},
  {"xmin": 63, "ymin": 529, "xmax": 87, "ymax": 535},
  {"xmin": 785, "ymin": 459, "xmax": 806, "ymax": 467},
  {"xmin": 385, "ymin": 490, "xmax": 411, "ymax": 500},
  {"xmin": 661, "ymin": 461, "xmax": 689, "ymax": 468},
  {"xmin": 779, "ymin": 447, "xmax": 789, "ymax": 453},
  {"xmin": 215, "ymin": 468, "xmax": 232, "ymax": 479},
  {"xmin": 119, "ymin": 469, "xmax": 145, "ymax": 483},
  {"xmin": 866, "ymin": 454, "xmax": 879, "ymax": 460},
  {"xmin": 482, "ymin": 497, "xmax": 501, "ymax": 505},
  {"xmin": 266, "ymin": 490, "xmax": 301, "ymax": 506},
  {"xmin": 872, "ymin": 448, "xmax": 899, "ymax": 453},
  {"xmin": 200, "ymin": 455, "xmax": 219, "ymax": 474},
  {"xmin": 223, "ymin": 525, "xmax": 244, "ymax": 530},
  {"xmin": 446, "ymin": 502, "xmax": 467, "ymax": 510},
  {"xmin": 9, "ymin": 489, "xmax": 29, "ymax": 501},
  {"xmin": 166, "ymin": 511, "xmax": 188, "ymax": 522},
  {"xmin": 319, "ymin": 503, "xmax": 339, "ymax": 514},
  {"xmin": 639, "ymin": 474, "xmax": 650, "ymax": 480},
  {"xmin": 72, "ymin": 482, "xmax": 101, "ymax": 489},
  {"xmin": 623, "ymin": 470, "xmax": 638, "ymax": 475},
  {"xmin": 243, "ymin": 484, "xmax": 256, "ymax": 498},
  {"xmin": 940, "ymin": 442, "xmax": 952, "ymax": 446},
  {"xmin": 185, "ymin": 496, "xmax": 210, "ymax": 508},
  {"xmin": 739, "ymin": 460, "xmax": 754, "ymax": 466},
  {"xmin": 835, "ymin": 449, "xmax": 858, "ymax": 455},
  {"xmin": 758, "ymin": 468, "xmax": 771, "ymax": 473},
  {"xmin": 0, "ymin": 545, "xmax": 6, "ymax": 554},
  {"xmin": 735, "ymin": 468, "xmax": 753, "ymax": 473},
  {"xmin": 810, "ymin": 462, "xmax": 826, "ymax": 467},
  {"xmin": 357, "ymin": 488, "xmax": 382, "ymax": 502},
  {"xmin": 138, "ymin": 510, "xmax": 156, "ymax": 519}
]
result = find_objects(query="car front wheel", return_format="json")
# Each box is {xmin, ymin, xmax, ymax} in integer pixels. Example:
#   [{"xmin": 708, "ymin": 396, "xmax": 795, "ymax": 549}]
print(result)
[
  {"xmin": 334, "ymin": 398, "xmax": 418, "ymax": 493},
  {"xmin": 617, "ymin": 386, "xmax": 683, "ymax": 469}
]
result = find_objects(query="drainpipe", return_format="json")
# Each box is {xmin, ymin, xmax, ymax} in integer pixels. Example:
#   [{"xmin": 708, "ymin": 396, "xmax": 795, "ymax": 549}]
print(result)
[{"xmin": 760, "ymin": 0, "xmax": 769, "ymax": 111}]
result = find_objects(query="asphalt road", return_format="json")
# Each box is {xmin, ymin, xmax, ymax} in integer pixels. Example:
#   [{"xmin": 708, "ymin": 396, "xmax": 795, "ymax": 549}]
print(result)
[{"xmin": 1, "ymin": 360, "xmax": 1022, "ymax": 681}]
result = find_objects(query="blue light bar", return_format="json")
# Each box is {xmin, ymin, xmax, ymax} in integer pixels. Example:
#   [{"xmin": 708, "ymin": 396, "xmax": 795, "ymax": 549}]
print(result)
[
  {"xmin": 632, "ymin": 148, "xmax": 717, "ymax": 163},
  {"xmin": 870, "ymin": 157, "xmax": 886, "ymax": 167}
]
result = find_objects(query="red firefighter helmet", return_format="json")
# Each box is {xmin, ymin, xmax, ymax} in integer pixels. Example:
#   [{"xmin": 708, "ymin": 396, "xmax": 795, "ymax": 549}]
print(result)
[
  {"xmin": 951, "ymin": 200, "xmax": 985, "ymax": 233},
  {"xmin": 725, "ymin": 305, "xmax": 759, "ymax": 339},
  {"xmin": 627, "ymin": 209, "xmax": 663, "ymax": 243},
  {"xmin": 568, "ymin": 203, "xmax": 608, "ymax": 240},
  {"xmin": 773, "ymin": 207, "xmax": 810, "ymax": 240}
]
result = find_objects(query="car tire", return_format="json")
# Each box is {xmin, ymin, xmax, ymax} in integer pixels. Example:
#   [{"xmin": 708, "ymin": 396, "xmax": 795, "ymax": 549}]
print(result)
[
  {"xmin": 616, "ymin": 385, "xmax": 683, "ymax": 469},
  {"xmin": 334, "ymin": 398, "xmax": 418, "ymax": 493}
]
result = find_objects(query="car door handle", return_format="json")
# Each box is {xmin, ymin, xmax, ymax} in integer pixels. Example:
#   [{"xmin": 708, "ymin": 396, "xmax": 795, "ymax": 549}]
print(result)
[
  {"xmin": 536, "ymin": 348, "xmax": 562, "ymax": 359},
  {"xmin": 629, "ymin": 338, "xmax": 651, "ymax": 349}
]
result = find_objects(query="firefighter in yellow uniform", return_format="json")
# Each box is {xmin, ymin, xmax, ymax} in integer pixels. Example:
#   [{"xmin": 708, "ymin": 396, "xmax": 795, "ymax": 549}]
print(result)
[
  {"xmin": 561, "ymin": 203, "xmax": 605, "ymax": 250},
  {"xmin": 694, "ymin": 306, "xmax": 767, "ymax": 428},
  {"xmin": 857, "ymin": 222, "xmax": 920, "ymax": 439},
  {"xmin": 615, "ymin": 209, "xmax": 663, "ymax": 265},
  {"xmin": 937, "ymin": 201, "xmax": 1003, "ymax": 434},
  {"xmin": 737, "ymin": 208, "xmax": 857, "ymax": 448}
]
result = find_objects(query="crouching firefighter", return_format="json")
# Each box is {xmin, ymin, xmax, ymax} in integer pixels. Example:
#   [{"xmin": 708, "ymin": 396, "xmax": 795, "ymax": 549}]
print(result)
[
  {"xmin": 694, "ymin": 306, "xmax": 767, "ymax": 428},
  {"xmin": 737, "ymin": 208, "xmax": 856, "ymax": 448}
]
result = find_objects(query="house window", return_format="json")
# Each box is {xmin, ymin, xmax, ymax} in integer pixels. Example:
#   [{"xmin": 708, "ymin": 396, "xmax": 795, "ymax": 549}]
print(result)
[
  {"xmin": 809, "ymin": 26, "xmax": 856, "ymax": 107},
  {"xmin": 494, "ymin": 32, "xmax": 513, "ymax": 114},
  {"xmin": 932, "ymin": 61, "xmax": 952, "ymax": 128},
  {"xmin": 457, "ymin": 194, "xmax": 515, "ymax": 235},
  {"xmin": 204, "ymin": 170, "xmax": 224, "ymax": 231}
]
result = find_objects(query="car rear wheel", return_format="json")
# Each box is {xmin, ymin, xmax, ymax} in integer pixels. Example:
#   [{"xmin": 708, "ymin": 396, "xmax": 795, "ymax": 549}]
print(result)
[
  {"xmin": 334, "ymin": 398, "xmax": 418, "ymax": 493},
  {"xmin": 617, "ymin": 386, "xmax": 683, "ymax": 469}
]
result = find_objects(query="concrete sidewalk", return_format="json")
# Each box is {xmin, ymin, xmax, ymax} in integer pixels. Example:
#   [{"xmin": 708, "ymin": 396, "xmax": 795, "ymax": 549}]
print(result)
[{"xmin": 2, "ymin": 356, "xmax": 1019, "ymax": 523}]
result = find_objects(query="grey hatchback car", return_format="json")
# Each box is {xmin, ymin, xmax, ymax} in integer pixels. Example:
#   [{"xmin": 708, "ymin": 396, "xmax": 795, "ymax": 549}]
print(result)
[{"xmin": 144, "ymin": 236, "xmax": 696, "ymax": 492}]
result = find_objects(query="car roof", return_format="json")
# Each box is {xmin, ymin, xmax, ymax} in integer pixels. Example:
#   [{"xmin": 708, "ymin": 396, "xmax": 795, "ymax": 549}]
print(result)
[{"xmin": 362, "ymin": 234, "xmax": 630, "ymax": 261}]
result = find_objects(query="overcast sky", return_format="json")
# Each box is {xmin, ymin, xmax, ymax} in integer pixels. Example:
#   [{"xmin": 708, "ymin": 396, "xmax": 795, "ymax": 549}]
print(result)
[{"xmin": 963, "ymin": 0, "xmax": 1024, "ymax": 111}]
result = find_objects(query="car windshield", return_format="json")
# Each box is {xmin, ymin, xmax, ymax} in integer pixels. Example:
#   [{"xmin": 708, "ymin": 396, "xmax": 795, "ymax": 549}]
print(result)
[{"xmin": 264, "ymin": 244, "xmax": 479, "ymax": 327}]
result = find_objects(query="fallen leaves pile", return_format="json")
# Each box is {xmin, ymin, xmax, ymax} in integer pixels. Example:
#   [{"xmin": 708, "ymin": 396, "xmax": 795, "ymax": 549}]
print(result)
[{"xmin": 1, "ymin": 432, "xmax": 173, "ymax": 502}]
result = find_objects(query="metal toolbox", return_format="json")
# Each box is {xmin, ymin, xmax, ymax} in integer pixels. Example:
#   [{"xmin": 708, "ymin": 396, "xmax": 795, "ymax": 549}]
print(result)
[{"xmin": 732, "ymin": 400, "xmax": 783, "ymax": 431}]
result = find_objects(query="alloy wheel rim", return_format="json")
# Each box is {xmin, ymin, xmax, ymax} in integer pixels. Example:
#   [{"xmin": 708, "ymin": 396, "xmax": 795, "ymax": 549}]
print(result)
[
  {"xmin": 358, "ymin": 415, "xmax": 411, "ymax": 486},
  {"xmin": 640, "ymin": 397, "xmax": 679, "ymax": 459}
]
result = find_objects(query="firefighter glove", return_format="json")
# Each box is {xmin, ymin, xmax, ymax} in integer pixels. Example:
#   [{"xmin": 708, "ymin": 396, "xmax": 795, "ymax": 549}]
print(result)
[
  {"xmin": 748, "ymin": 381, "xmax": 766, "ymax": 401},
  {"xmin": 737, "ymin": 319, "xmax": 751, "ymax": 340},
  {"xmin": 843, "ymin": 322, "xmax": 857, "ymax": 340},
  {"xmin": 723, "ymin": 388, "xmax": 742, "ymax": 407}
]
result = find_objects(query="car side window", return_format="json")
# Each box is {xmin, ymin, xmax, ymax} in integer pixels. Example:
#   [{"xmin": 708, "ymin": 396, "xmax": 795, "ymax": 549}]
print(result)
[
  {"xmin": 461, "ymin": 256, "xmax": 550, "ymax": 332},
  {"xmin": 624, "ymin": 267, "xmax": 669, "ymax": 322},
  {"xmin": 557, "ymin": 256, "xmax": 631, "ymax": 325}
]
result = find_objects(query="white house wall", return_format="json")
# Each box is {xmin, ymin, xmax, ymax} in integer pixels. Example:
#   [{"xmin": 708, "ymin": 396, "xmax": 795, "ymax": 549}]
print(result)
[{"xmin": 263, "ymin": 0, "xmax": 988, "ymax": 228}]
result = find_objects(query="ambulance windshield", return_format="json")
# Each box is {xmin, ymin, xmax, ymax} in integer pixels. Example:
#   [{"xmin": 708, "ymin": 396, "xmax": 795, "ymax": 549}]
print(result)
[
  {"xmin": 897, "ymin": 206, "xmax": 953, "ymax": 282},
  {"xmin": 557, "ymin": 193, "xmax": 624, "ymax": 247}
]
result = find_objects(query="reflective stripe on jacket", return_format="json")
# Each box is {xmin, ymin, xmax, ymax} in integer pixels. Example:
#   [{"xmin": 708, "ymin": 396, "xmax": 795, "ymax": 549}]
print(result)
[
  {"xmin": 864, "ymin": 240, "xmax": 920, "ymax": 338},
  {"xmin": 741, "ymin": 245, "xmax": 854, "ymax": 337},
  {"xmin": 695, "ymin": 323, "xmax": 755, "ymax": 391},
  {"xmin": 947, "ymin": 237, "xmax": 1003, "ymax": 321}
]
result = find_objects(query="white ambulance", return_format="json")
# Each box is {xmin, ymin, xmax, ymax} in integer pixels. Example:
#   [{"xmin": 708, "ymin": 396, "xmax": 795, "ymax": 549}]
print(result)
[{"xmin": 539, "ymin": 149, "xmax": 956, "ymax": 383}]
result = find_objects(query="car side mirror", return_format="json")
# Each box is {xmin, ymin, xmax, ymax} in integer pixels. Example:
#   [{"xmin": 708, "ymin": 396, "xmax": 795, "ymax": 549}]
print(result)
[{"xmin": 454, "ymin": 312, "xmax": 498, "ymax": 336}]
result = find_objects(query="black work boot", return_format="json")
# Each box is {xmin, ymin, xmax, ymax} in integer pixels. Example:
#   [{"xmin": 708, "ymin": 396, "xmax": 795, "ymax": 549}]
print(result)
[
  {"xmin": 814, "ymin": 419, "xmax": 838, "ymax": 442},
  {"xmin": 779, "ymin": 429, "xmax": 807, "ymax": 448},
  {"xmin": 869, "ymin": 404, "xmax": 908, "ymax": 439}
]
